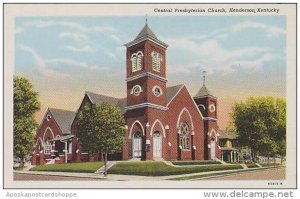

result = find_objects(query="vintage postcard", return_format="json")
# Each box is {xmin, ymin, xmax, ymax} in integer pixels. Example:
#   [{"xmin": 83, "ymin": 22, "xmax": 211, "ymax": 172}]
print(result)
[{"xmin": 3, "ymin": 3, "xmax": 297, "ymax": 189}]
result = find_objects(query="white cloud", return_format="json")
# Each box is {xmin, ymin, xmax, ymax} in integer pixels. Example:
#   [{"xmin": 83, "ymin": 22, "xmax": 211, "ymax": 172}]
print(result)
[
  {"xmin": 230, "ymin": 20, "xmax": 286, "ymax": 38},
  {"xmin": 232, "ymin": 21, "xmax": 265, "ymax": 31},
  {"xmin": 187, "ymin": 35, "xmax": 208, "ymax": 41},
  {"xmin": 24, "ymin": 19, "xmax": 117, "ymax": 34},
  {"xmin": 64, "ymin": 45, "xmax": 94, "ymax": 52},
  {"xmin": 216, "ymin": 34, "xmax": 228, "ymax": 40},
  {"xmin": 17, "ymin": 44, "xmax": 69, "ymax": 79},
  {"xmin": 58, "ymin": 32, "xmax": 89, "ymax": 42},
  {"xmin": 109, "ymin": 34, "xmax": 122, "ymax": 43},
  {"xmin": 46, "ymin": 58, "xmax": 109, "ymax": 72},
  {"xmin": 17, "ymin": 43, "xmax": 109, "ymax": 77},
  {"xmin": 165, "ymin": 36, "xmax": 280, "ymax": 75}
]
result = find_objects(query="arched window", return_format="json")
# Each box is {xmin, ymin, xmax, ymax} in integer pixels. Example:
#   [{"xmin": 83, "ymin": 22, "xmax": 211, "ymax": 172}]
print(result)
[
  {"xmin": 131, "ymin": 85, "xmax": 143, "ymax": 96},
  {"xmin": 134, "ymin": 131, "xmax": 142, "ymax": 138},
  {"xmin": 131, "ymin": 54, "xmax": 137, "ymax": 71},
  {"xmin": 180, "ymin": 123, "xmax": 190, "ymax": 150},
  {"xmin": 131, "ymin": 51, "xmax": 143, "ymax": 72},
  {"xmin": 37, "ymin": 139, "xmax": 42, "ymax": 152},
  {"xmin": 151, "ymin": 51, "xmax": 162, "ymax": 72},
  {"xmin": 44, "ymin": 138, "xmax": 52, "ymax": 154}
]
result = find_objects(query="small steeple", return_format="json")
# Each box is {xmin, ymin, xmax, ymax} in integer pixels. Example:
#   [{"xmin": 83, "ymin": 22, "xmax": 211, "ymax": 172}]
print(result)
[{"xmin": 194, "ymin": 71, "xmax": 215, "ymax": 99}]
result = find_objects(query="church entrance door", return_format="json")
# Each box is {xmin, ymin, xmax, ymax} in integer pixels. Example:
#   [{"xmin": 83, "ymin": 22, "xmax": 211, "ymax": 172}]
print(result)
[
  {"xmin": 133, "ymin": 132, "xmax": 142, "ymax": 158},
  {"xmin": 153, "ymin": 131, "xmax": 162, "ymax": 159},
  {"xmin": 211, "ymin": 139, "xmax": 216, "ymax": 160}
]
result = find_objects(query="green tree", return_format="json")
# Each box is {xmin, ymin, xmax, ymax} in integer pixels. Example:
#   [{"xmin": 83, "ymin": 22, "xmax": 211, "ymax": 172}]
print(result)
[
  {"xmin": 77, "ymin": 103, "xmax": 125, "ymax": 176},
  {"xmin": 232, "ymin": 96, "xmax": 286, "ymax": 161},
  {"xmin": 14, "ymin": 76, "xmax": 40, "ymax": 166}
]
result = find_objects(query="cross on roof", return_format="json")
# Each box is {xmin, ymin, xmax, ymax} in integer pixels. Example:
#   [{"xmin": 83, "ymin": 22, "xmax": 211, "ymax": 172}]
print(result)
[{"xmin": 203, "ymin": 70, "xmax": 207, "ymax": 86}]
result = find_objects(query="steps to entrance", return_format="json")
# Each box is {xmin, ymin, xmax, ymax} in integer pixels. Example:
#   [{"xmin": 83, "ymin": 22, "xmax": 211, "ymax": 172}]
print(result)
[
  {"xmin": 95, "ymin": 161, "xmax": 116, "ymax": 175},
  {"xmin": 45, "ymin": 159, "xmax": 55, "ymax": 164}
]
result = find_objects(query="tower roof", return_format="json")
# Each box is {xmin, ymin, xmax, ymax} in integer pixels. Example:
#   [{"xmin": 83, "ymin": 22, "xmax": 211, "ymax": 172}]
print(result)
[
  {"xmin": 135, "ymin": 24, "xmax": 158, "ymax": 40},
  {"xmin": 124, "ymin": 23, "xmax": 168, "ymax": 48},
  {"xmin": 194, "ymin": 85, "xmax": 216, "ymax": 99}
]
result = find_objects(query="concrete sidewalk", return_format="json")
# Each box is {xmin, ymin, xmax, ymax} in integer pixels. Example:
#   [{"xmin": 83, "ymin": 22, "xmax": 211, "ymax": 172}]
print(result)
[{"xmin": 14, "ymin": 166, "xmax": 280, "ymax": 181}]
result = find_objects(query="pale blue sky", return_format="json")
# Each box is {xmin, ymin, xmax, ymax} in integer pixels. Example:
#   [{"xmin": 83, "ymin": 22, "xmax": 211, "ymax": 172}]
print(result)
[{"xmin": 15, "ymin": 16, "xmax": 286, "ymax": 128}]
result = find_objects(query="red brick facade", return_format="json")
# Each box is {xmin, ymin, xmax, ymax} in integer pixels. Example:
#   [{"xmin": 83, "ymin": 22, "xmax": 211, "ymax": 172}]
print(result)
[
  {"xmin": 122, "ymin": 24, "xmax": 221, "ymax": 161},
  {"xmin": 32, "ymin": 23, "xmax": 222, "ymax": 165}
]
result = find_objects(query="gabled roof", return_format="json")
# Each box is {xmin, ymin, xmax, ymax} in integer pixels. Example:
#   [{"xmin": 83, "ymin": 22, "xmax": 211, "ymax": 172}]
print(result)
[
  {"xmin": 194, "ymin": 85, "xmax": 216, "ymax": 98},
  {"xmin": 218, "ymin": 129, "xmax": 237, "ymax": 140},
  {"xmin": 48, "ymin": 108, "xmax": 76, "ymax": 135},
  {"xmin": 166, "ymin": 84, "xmax": 184, "ymax": 104},
  {"xmin": 85, "ymin": 91, "xmax": 127, "ymax": 112}
]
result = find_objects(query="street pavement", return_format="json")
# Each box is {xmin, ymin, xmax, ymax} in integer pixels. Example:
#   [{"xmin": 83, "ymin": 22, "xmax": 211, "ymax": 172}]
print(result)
[{"xmin": 201, "ymin": 167, "xmax": 285, "ymax": 180}]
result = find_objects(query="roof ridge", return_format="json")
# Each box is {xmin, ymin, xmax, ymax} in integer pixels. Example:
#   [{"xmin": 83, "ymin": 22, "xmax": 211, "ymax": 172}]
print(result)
[
  {"xmin": 48, "ymin": 107, "xmax": 75, "ymax": 113},
  {"xmin": 167, "ymin": 84, "xmax": 184, "ymax": 89},
  {"xmin": 85, "ymin": 91, "xmax": 124, "ymax": 100}
]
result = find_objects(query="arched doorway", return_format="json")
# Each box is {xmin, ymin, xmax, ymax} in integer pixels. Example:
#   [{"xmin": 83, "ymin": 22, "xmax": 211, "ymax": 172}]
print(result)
[
  {"xmin": 132, "ymin": 131, "xmax": 142, "ymax": 158},
  {"xmin": 211, "ymin": 139, "xmax": 216, "ymax": 160},
  {"xmin": 153, "ymin": 131, "xmax": 162, "ymax": 159}
]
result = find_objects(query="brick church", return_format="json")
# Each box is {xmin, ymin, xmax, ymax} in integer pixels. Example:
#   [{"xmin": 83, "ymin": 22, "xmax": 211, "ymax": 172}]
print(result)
[{"xmin": 32, "ymin": 22, "xmax": 221, "ymax": 165}]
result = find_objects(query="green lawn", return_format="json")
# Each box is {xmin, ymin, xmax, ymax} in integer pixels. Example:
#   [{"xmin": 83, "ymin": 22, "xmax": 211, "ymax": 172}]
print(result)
[
  {"xmin": 108, "ymin": 161, "xmax": 243, "ymax": 176},
  {"xmin": 13, "ymin": 166, "xmax": 26, "ymax": 171},
  {"xmin": 171, "ymin": 160, "xmax": 221, "ymax": 166},
  {"xmin": 30, "ymin": 161, "xmax": 104, "ymax": 173}
]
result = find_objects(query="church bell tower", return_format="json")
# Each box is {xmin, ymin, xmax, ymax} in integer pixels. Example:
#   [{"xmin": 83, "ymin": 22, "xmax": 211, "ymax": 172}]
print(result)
[
  {"xmin": 123, "ymin": 21, "xmax": 169, "ymax": 160},
  {"xmin": 194, "ymin": 71, "xmax": 220, "ymax": 160}
]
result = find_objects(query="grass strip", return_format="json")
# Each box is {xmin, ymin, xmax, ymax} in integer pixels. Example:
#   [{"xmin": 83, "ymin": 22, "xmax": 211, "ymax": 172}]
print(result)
[
  {"xmin": 30, "ymin": 161, "xmax": 104, "ymax": 173},
  {"xmin": 108, "ymin": 161, "xmax": 243, "ymax": 176},
  {"xmin": 172, "ymin": 160, "xmax": 221, "ymax": 166}
]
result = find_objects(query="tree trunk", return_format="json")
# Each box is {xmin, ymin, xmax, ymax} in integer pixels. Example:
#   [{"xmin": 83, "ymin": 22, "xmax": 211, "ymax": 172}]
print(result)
[
  {"xmin": 104, "ymin": 152, "xmax": 108, "ymax": 177},
  {"xmin": 280, "ymin": 155, "xmax": 283, "ymax": 166},
  {"xmin": 267, "ymin": 155, "xmax": 270, "ymax": 166},
  {"xmin": 20, "ymin": 156, "xmax": 25, "ymax": 167},
  {"xmin": 252, "ymin": 150, "xmax": 255, "ymax": 162}
]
